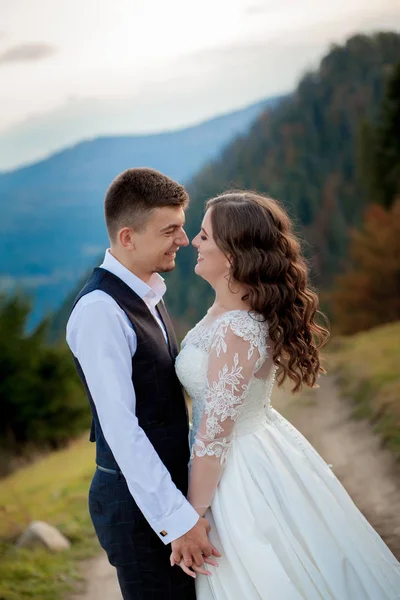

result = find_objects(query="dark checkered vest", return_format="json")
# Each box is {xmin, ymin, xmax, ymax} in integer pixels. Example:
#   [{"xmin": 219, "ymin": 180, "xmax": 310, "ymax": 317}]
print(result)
[{"xmin": 71, "ymin": 267, "xmax": 190, "ymax": 495}]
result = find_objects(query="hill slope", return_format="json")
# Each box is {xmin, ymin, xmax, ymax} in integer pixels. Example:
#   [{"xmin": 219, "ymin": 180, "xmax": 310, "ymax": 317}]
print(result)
[{"xmin": 330, "ymin": 320, "xmax": 400, "ymax": 458}]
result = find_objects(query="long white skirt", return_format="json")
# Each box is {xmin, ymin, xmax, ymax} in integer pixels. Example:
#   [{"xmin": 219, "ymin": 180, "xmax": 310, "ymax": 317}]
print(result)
[{"xmin": 196, "ymin": 409, "xmax": 400, "ymax": 600}]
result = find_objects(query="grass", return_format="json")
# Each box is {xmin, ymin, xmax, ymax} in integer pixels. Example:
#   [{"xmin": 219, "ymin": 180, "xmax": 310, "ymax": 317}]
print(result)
[
  {"xmin": 329, "ymin": 321, "xmax": 400, "ymax": 459},
  {"xmin": 0, "ymin": 434, "xmax": 99, "ymax": 600}
]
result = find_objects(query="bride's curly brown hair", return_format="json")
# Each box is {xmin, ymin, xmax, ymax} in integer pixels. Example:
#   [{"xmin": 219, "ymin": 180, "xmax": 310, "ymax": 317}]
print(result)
[{"xmin": 206, "ymin": 191, "xmax": 329, "ymax": 392}]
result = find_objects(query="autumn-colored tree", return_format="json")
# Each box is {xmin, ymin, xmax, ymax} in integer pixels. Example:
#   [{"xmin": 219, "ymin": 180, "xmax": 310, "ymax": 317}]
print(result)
[{"xmin": 332, "ymin": 200, "xmax": 400, "ymax": 334}]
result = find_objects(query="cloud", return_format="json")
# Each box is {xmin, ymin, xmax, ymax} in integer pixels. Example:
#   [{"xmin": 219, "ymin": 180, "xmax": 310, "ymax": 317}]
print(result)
[
  {"xmin": 1, "ymin": 3, "xmax": 399, "ymax": 170},
  {"xmin": 0, "ymin": 42, "xmax": 56, "ymax": 65},
  {"xmin": 244, "ymin": 2, "xmax": 281, "ymax": 16},
  {"xmin": 0, "ymin": 36, "xmax": 313, "ymax": 170}
]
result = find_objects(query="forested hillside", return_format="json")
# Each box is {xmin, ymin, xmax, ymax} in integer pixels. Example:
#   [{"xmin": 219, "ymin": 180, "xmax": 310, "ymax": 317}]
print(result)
[{"xmin": 165, "ymin": 32, "xmax": 400, "ymax": 331}]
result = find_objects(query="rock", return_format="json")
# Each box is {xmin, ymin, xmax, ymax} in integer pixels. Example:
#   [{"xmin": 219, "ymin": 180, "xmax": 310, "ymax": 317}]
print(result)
[{"xmin": 16, "ymin": 520, "xmax": 71, "ymax": 551}]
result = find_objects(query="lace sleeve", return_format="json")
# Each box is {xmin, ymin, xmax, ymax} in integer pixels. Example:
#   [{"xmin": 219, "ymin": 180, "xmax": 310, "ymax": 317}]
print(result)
[{"xmin": 187, "ymin": 313, "xmax": 266, "ymax": 515}]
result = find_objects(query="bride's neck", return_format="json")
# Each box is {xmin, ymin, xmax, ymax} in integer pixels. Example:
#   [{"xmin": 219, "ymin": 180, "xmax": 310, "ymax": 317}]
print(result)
[{"xmin": 210, "ymin": 277, "xmax": 250, "ymax": 314}]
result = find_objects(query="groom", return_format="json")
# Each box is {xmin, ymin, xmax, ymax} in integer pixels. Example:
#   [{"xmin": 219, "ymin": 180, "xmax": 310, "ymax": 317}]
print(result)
[{"xmin": 66, "ymin": 168, "xmax": 218, "ymax": 599}]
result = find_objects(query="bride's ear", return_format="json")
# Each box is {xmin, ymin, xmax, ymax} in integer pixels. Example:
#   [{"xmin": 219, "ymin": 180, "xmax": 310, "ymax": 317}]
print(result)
[{"xmin": 226, "ymin": 254, "xmax": 233, "ymax": 271}]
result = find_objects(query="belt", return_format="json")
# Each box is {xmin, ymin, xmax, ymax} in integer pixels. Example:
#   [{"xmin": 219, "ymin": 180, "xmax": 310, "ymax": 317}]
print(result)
[{"xmin": 96, "ymin": 464, "xmax": 120, "ymax": 475}]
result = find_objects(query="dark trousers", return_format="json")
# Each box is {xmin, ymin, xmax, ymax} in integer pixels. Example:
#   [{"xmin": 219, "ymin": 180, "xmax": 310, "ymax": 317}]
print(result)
[{"xmin": 88, "ymin": 468, "xmax": 196, "ymax": 600}]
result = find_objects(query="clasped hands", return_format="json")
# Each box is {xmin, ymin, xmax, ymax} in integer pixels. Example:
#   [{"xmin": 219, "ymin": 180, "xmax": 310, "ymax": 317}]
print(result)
[{"xmin": 170, "ymin": 516, "xmax": 221, "ymax": 578}]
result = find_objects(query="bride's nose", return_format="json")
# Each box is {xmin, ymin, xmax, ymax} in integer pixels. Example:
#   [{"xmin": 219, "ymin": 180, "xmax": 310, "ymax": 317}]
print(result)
[{"xmin": 192, "ymin": 235, "xmax": 199, "ymax": 248}]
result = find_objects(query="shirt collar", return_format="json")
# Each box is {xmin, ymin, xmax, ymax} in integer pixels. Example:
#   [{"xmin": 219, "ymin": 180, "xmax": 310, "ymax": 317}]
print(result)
[{"xmin": 100, "ymin": 249, "xmax": 166, "ymax": 307}]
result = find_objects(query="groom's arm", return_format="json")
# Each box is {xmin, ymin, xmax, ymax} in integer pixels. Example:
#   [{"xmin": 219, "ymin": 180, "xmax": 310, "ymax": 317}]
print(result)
[{"xmin": 67, "ymin": 297, "xmax": 199, "ymax": 544}]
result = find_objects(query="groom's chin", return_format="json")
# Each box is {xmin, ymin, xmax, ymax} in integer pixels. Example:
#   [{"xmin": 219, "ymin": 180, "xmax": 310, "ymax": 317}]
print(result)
[{"xmin": 158, "ymin": 261, "xmax": 176, "ymax": 274}]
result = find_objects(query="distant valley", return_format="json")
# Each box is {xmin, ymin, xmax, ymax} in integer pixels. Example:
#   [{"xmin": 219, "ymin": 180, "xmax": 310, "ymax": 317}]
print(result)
[{"xmin": 0, "ymin": 97, "xmax": 280, "ymax": 327}]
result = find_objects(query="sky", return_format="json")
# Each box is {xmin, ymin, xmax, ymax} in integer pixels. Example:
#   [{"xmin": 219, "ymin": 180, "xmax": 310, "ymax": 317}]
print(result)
[{"xmin": 0, "ymin": 0, "xmax": 399, "ymax": 170}]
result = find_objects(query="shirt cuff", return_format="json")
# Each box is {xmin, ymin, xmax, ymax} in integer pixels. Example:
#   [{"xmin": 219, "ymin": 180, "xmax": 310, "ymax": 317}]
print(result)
[{"xmin": 150, "ymin": 500, "xmax": 200, "ymax": 545}]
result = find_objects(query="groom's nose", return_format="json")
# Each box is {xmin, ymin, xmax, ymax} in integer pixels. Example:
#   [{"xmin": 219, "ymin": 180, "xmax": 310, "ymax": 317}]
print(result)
[{"xmin": 177, "ymin": 228, "xmax": 189, "ymax": 247}]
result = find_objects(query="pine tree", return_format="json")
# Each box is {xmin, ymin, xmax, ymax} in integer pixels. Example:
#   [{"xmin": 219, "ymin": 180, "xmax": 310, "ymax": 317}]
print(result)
[
  {"xmin": 361, "ymin": 60, "xmax": 400, "ymax": 208},
  {"xmin": 0, "ymin": 294, "xmax": 89, "ymax": 468}
]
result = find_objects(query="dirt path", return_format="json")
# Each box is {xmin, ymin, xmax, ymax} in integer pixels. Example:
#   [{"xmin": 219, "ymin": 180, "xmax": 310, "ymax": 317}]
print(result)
[
  {"xmin": 69, "ymin": 551, "xmax": 121, "ymax": 600},
  {"xmin": 70, "ymin": 376, "xmax": 400, "ymax": 599}
]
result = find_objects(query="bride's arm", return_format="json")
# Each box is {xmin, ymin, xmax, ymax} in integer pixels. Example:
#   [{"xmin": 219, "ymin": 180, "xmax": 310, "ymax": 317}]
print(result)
[{"xmin": 187, "ymin": 320, "xmax": 263, "ymax": 516}]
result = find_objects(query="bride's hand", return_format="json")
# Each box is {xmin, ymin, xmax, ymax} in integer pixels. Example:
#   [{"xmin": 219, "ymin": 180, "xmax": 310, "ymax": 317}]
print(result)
[{"xmin": 170, "ymin": 551, "xmax": 218, "ymax": 578}]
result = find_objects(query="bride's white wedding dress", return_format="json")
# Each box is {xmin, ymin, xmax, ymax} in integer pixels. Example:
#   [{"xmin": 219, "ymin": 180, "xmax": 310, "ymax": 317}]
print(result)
[{"xmin": 175, "ymin": 310, "xmax": 400, "ymax": 600}]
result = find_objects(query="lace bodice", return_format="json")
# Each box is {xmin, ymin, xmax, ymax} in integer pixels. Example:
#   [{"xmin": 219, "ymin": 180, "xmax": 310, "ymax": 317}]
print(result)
[{"xmin": 175, "ymin": 309, "xmax": 276, "ymax": 512}]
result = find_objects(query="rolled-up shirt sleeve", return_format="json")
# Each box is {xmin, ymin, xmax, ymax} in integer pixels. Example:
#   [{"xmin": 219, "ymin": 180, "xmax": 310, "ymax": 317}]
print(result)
[{"xmin": 67, "ymin": 299, "xmax": 199, "ymax": 544}]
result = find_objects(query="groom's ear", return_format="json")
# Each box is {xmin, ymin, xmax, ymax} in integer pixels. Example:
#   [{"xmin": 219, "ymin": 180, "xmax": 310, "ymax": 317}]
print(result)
[{"xmin": 119, "ymin": 227, "xmax": 136, "ymax": 250}]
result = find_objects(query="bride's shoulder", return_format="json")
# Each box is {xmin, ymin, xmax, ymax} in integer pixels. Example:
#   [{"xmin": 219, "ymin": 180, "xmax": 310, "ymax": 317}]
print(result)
[
  {"xmin": 217, "ymin": 309, "xmax": 268, "ymax": 334},
  {"xmin": 212, "ymin": 310, "xmax": 269, "ymax": 350}
]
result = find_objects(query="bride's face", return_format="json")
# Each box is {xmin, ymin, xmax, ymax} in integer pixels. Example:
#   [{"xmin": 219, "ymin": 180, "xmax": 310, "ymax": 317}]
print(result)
[{"xmin": 192, "ymin": 208, "xmax": 230, "ymax": 285}]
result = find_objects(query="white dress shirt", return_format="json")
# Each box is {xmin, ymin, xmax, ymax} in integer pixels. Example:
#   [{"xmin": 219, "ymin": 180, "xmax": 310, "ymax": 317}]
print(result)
[{"xmin": 66, "ymin": 250, "xmax": 199, "ymax": 544}]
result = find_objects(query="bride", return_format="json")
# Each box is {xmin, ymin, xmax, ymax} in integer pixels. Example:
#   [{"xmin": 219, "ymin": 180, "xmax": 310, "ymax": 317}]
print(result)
[{"xmin": 172, "ymin": 191, "xmax": 400, "ymax": 599}]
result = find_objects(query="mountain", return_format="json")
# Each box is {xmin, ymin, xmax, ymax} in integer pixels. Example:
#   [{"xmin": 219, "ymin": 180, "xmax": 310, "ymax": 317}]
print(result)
[
  {"xmin": 0, "ymin": 97, "xmax": 281, "ymax": 326},
  {"xmin": 46, "ymin": 31, "xmax": 400, "ymax": 341}
]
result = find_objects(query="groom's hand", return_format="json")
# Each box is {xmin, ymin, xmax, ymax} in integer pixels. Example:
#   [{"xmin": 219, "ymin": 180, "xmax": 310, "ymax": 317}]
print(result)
[{"xmin": 170, "ymin": 517, "xmax": 221, "ymax": 568}]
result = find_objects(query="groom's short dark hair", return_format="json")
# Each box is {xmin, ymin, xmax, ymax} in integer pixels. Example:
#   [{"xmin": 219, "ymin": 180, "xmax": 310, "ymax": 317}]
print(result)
[{"xmin": 104, "ymin": 168, "xmax": 189, "ymax": 242}]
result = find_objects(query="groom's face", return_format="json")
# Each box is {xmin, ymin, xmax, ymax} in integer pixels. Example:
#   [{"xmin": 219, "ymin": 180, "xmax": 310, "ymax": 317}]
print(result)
[{"xmin": 132, "ymin": 205, "xmax": 189, "ymax": 275}]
